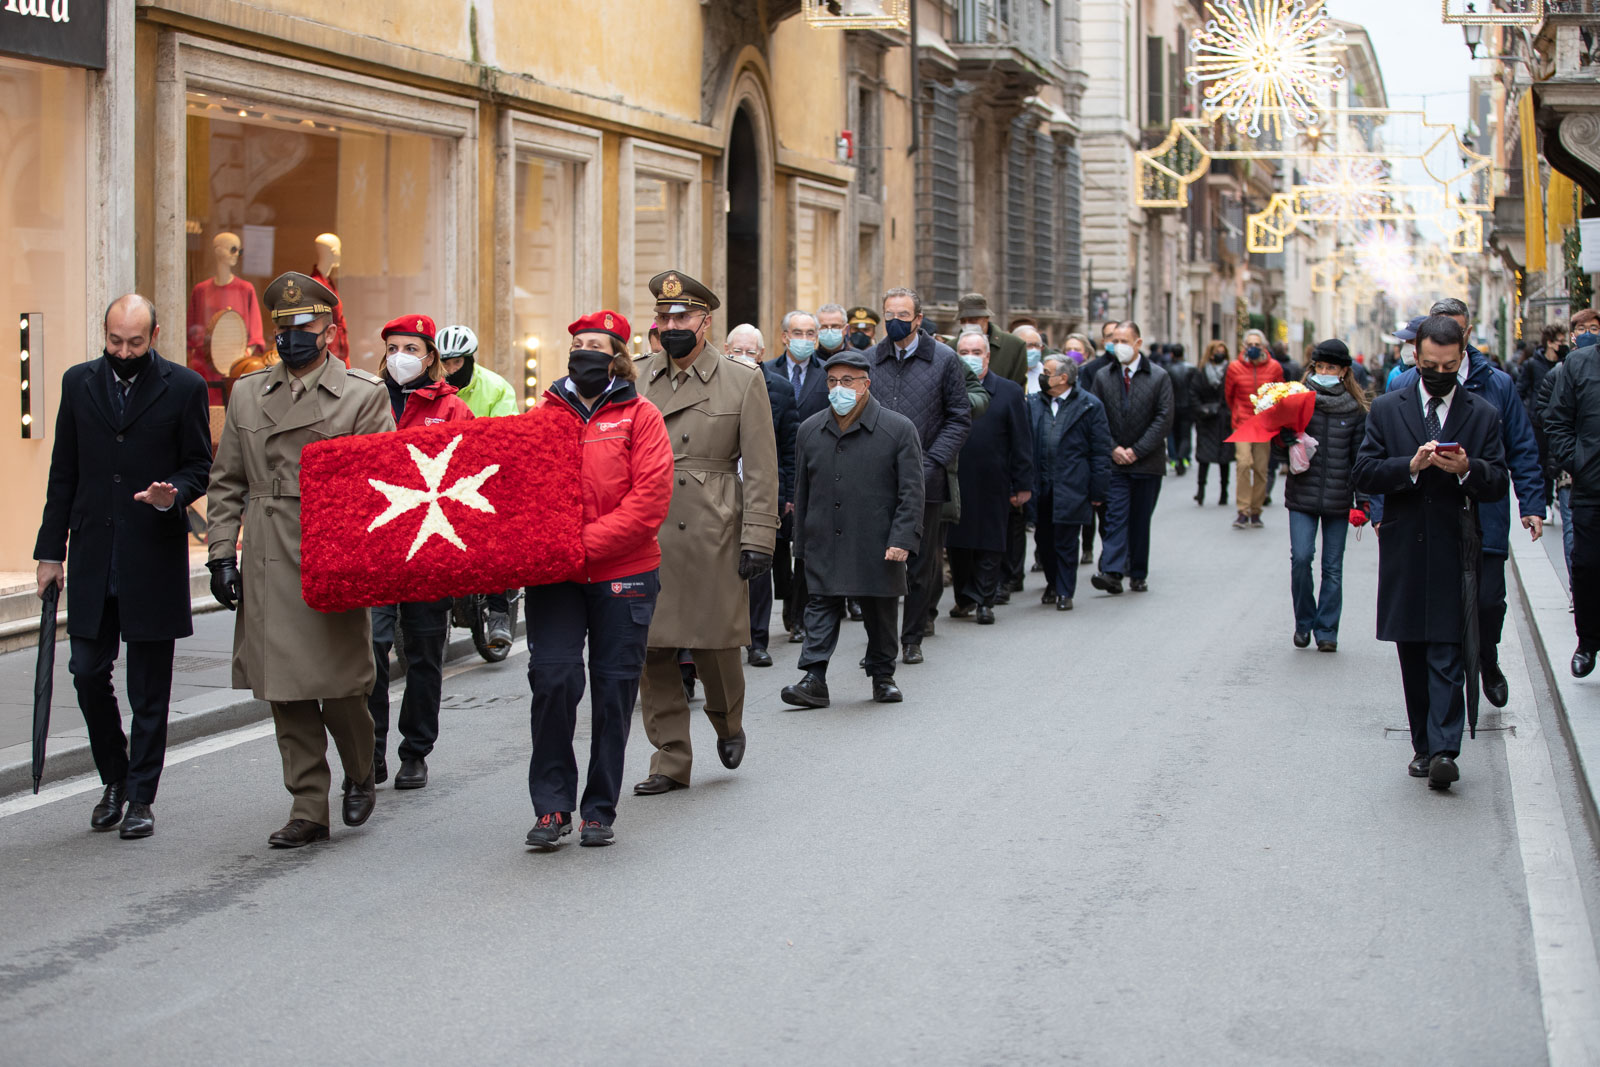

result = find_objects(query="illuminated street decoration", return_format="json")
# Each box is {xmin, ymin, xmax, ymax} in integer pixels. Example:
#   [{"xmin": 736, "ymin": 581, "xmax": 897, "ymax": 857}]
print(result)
[
  {"xmin": 1302, "ymin": 157, "xmax": 1391, "ymax": 217},
  {"xmin": 1312, "ymin": 236, "xmax": 1469, "ymax": 298},
  {"xmin": 1186, "ymin": 0, "xmax": 1348, "ymax": 138},
  {"xmin": 1439, "ymin": 0, "xmax": 1543, "ymax": 25},
  {"xmin": 1246, "ymin": 187, "xmax": 1484, "ymax": 254},
  {"xmin": 801, "ymin": 0, "xmax": 911, "ymax": 30}
]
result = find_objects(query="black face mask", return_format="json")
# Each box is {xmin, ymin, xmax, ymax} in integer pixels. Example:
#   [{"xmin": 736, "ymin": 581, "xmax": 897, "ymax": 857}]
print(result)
[
  {"xmin": 846, "ymin": 330, "xmax": 873, "ymax": 350},
  {"xmin": 1210, "ymin": 352, "xmax": 1228, "ymax": 364},
  {"xmin": 445, "ymin": 355, "xmax": 475, "ymax": 391},
  {"xmin": 885, "ymin": 318, "xmax": 915, "ymax": 343},
  {"xmin": 275, "ymin": 328, "xmax": 325, "ymax": 369},
  {"xmin": 567, "ymin": 349, "xmax": 613, "ymax": 397},
  {"xmin": 106, "ymin": 350, "xmax": 150, "ymax": 381},
  {"xmin": 1419, "ymin": 366, "xmax": 1457, "ymax": 399},
  {"xmin": 660, "ymin": 328, "xmax": 699, "ymax": 359}
]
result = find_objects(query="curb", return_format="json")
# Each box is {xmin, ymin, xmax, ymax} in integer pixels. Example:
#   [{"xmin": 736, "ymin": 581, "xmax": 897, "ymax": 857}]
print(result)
[{"xmin": 0, "ymin": 621, "xmax": 524, "ymax": 800}]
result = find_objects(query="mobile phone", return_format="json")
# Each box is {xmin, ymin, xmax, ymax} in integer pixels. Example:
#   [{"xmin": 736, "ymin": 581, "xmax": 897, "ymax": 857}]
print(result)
[{"xmin": 1435, "ymin": 442, "xmax": 1462, "ymax": 453}]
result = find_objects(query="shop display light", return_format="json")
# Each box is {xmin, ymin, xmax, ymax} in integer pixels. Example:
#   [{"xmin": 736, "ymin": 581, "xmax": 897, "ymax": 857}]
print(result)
[{"xmin": 19, "ymin": 314, "xmax": 35, "ymax": 439}]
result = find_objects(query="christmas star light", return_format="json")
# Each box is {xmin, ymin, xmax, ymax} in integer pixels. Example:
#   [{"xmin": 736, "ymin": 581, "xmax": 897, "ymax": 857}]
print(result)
[
  {"xmin": 1187, "ymin": 0, "xmax": 1347, "ymax": 139},
  {"xmin": 367, "ymin": 435, "xmax": 500, "ymax": 561},
  {"xmin": 1302, "ymin": 157, "xmax": 1391, "ymax": 218}
]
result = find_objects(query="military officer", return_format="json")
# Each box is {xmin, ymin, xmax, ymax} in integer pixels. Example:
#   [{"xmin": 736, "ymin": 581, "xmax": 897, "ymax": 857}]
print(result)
[
  {"xmin": 633, "ymin": 270, "xmax": 780, "ymax": 794},
  {"xmin": 846, "ymin": 306, "xmax": 881, "ymax": 351},
  {"xmin": 206, "ymin": 272, "xmax": 395, "ymax": 848}
]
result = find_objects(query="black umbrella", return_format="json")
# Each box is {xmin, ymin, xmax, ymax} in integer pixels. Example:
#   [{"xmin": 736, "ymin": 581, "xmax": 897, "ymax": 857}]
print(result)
[
  {"xmin": 32, "ymin": 584, "xmax": 59, "ymax": 794},
  {"xmin": 1459, "ymin": 506, "xmax": 1482, "ymax": 740}
]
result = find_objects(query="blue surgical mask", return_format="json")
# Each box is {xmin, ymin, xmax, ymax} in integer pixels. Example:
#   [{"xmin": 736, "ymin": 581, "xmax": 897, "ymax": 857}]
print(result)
[
  {"xmin": 789, "ymin": 338, "xmax": 816, "ymax": 360},
  {"xmin": 1310, "ymin": 373, "xmax": 1342, "ymax": 389},
  {"xmin": 828, "ymin": 385, "xmax": 859, "ymax": 416},
  {"xmin": 1025, "ymin": 347, "xmax": 1042, "ymax": 369},
  {"xmin": 818, "ymin": 328, "xmax": 844, "ymax": 351},
  {"xmin": 960, "ymin": 354, "xmax": 984, "ymax": 376}
]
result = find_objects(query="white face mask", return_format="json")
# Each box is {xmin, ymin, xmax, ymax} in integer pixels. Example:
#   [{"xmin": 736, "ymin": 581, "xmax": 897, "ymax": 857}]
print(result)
[
  {"xmin": 387, "ymin": 352, "xmax": 426, "ymax": 384},
  {"xmin": 1114, "ymin": 342, "xmax": 1137, "ymax": 365}
]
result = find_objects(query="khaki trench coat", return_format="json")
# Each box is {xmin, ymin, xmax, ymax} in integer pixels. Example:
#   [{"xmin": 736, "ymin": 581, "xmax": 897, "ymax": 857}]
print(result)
[
  {"xmin": 206, "ymin": 358, "xmax": 395, "ymax": 701},
  {"xmin": 638, "ymin": 344, "xmax": 779, "ymax": 648}
]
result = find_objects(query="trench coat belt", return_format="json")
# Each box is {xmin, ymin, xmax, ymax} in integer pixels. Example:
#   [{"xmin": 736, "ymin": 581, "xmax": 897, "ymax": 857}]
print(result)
[
  {"xmin": 674, "ymin": 457, "xmax": 740, "ymax": 474},
  {"xmin": 247, "ymin": 479, "xmax": 300, "ymax": 499}
]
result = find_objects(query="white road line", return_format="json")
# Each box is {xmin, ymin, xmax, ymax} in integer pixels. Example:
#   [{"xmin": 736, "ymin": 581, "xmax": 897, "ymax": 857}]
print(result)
[
  {"xmin": 0, "ymin": 644, "xmax": 527, "ymax": 821},
  {"xmin": 1501, "ymin": 587, "xmax": 1600, "ymax": 1066}
]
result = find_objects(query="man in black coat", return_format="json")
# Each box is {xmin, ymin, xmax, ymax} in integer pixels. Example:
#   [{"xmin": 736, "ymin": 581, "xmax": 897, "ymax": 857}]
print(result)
[
  {"xmin": 765, "ymin": 310, "xmax": 830, "ymax": 643},
  {"xmin": 1541, "ymin": 308, "xmax": 1600, "ymax": 677},
  {"xmin": 868, "ymin": 287, "xmax": 972, "ymax": 665},
  {"xmin": 1352, "ymin": 315, "xmax": 1509, "ymax": 790},
  {"xmin": 1032, "ymin": 356, "xmax": 1112, "ymax": 610},
  {"xmin": 1088, "ymin": 321, "xmax": 1174, "ymax": 594},
  {"xmin": 946, "ymin": 328, "xmax": 1032, "ymax": 623},
  {"xmin": 1077, "ymin": 320, "xmax": 1120, "ymax": 563},
  {"xmin": 782, "ymin": 351, "xmax": 924, "ymax": 708},
  {"xmin": 33, "ymin": 294, "xmax": 213, "ymax": 838}
]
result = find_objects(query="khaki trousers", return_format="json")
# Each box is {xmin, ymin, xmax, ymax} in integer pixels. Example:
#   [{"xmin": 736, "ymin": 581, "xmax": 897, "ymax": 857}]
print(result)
[
  {"xmin": 640, "ymin": 646, "xmax": 744, "ymax": 785},
  {"xmin": 1234, "ymin": 441, "xmax": 1271, "ymax": 516},
  {"xmin": 271, "ymin": 696, "xmax": 375, "ymax": 826}
]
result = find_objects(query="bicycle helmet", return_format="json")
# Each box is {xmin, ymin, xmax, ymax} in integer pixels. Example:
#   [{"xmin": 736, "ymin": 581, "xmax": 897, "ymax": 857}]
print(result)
[{"xmin": 436, "ymin": 324, "xmax": 479, "ymax": 360}]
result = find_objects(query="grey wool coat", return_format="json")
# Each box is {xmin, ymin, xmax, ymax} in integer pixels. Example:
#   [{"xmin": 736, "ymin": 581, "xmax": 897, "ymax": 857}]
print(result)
[{"xmin": 792, "ymin": 395, "xmax": 925, "ymax": 598}]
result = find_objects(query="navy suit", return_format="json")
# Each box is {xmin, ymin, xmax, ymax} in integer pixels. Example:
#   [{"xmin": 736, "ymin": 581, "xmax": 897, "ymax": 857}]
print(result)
[
  {"xmin": 1030, "ymin": 388, "xmax": 1112, "ymax": 599},
  {"xmin": 947, "ymin": 373, "xmax": 1032, "ymax": 608},
  {"xmin": 34, "ymin": 352, "xmax": 213, "ymax": 802},
  {"xmin": 1352, "ymin": 382, "xmax": 1508, "ymax": 761},
  {"xmin": 749, "ymin": 365, "xmax": 799, "ymax": 651}
]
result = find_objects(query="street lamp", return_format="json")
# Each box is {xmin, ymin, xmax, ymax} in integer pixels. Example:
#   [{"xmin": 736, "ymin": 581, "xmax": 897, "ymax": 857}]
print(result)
[{"xmin": 1461, "ymin": 5, "xmax": 1484, "ymax": 58}]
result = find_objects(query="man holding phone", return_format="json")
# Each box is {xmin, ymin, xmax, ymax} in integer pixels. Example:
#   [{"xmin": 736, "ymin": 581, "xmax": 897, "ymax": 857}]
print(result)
[{"xmin": 1353, "ymin": 315, "xmax": 1509, "ymax": 791}]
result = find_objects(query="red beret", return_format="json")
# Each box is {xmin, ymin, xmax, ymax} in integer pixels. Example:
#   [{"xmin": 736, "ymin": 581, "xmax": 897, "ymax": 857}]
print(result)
[
  {"xmin": 381, "ymin": 314, "xmax": 438, "ymax": 348},
  {"xmin": 568, "ymin": 310, "xmax": 630, "ymax": 345}
]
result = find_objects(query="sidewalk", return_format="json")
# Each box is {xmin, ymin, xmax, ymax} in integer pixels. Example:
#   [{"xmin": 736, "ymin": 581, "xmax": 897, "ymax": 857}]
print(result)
[{"xmin": 0, "ymin": 605, "xmax": 519, "ymax": 797}]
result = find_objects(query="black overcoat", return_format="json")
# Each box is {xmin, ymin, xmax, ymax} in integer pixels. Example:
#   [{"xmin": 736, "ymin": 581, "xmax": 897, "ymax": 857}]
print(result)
[
  {"xmin": 761, "ymin": 368, "xmax": 799, "ymax": 510},
  {"xmin": 947, "ymin": 373, "xmax": 1032, "ymax": 552},
  {"xmin": 793, "ymin": 395, "xmax": 925, "ymax": 598},
  {"xmin": 1030, "ymin": 388, "xmax": 1113, "ymax": 527},
  {"xmin": 34, "ymin": 351, "xmax": 213, "ymax": 641},
  {"xmin": 1351, "ymin": 383, "xmax": 1508, "ymax": 643},
  {"xmin": 1190, "ymin": 362, "xmax": 1233, "ymax": 465}
]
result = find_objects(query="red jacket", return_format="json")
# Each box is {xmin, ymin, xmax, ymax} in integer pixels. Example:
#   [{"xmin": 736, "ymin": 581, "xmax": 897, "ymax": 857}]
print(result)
[
  {"xmin": 543, "ymin": 380, "xmax": 674, "ymax": 584},
  {"xmin": 1224, "ymin": 356, "xmax": 1285, "ymax": 425},
  {"xmin": 393, "ymin": 379, "xmax": 474, "ymax": 430}
]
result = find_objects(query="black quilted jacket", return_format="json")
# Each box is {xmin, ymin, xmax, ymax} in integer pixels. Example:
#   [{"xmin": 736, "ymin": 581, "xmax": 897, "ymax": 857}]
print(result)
[
  {"xmin": 1087, "ymin": 356, "xmax": 1175, "ymax": 476},
  {"xmin": 1284, "ymin": 381, "xmax": 1368, "ymax": 516},
  {"xmin": 868, "ymin": 334, "xmax": 972, "ymax": 503}
]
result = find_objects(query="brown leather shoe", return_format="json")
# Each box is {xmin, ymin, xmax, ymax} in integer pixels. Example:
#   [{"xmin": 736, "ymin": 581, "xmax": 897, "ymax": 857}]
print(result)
[
  {"xmin": 342, "ymin": 774, "xmax": 377, "ymax": 827},
  {"xmin": 268, "ymin": 819, "xmax": 330, "ymax": 848},
  {"xmin": 632, "ymin": 773, "xmax": 687, "ymax": 796}
]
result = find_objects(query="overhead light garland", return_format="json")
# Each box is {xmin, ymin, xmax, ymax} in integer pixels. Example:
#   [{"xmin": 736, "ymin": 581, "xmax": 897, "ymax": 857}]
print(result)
[
  {"xmin": 801, "ymin": 0, "xmax": 910, "ymax": 30},
  {"xmin": 1302, "ymin": 157, "xmax": 1391, "ymax": 217},
  {"xmin": 1187, "ymin": 0, "xmax": 1348, "ymax": 139}
]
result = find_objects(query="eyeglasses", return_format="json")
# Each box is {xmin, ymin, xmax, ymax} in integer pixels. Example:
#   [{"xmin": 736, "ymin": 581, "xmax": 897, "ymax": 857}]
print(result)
[
  {"xmin": 726, "ymin": 348, "xmax": 761, "ymax": 359},
  {"xmin": 883, "ymin": 310, "xmax": 916, "ymax": 321},
  {"xmin": 826, "ymin": 375, "xmax": 866, "ymax": 387}
]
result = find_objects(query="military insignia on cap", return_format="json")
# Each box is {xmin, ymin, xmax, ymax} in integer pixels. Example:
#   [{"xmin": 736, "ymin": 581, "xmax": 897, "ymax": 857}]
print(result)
[
  {"xmin": 662, "ymin": 275, "xmax": 684, "ymax": 299},
  {"xmin": 284, "ymin": 279, "xmax": 302, "ymax": 304}
]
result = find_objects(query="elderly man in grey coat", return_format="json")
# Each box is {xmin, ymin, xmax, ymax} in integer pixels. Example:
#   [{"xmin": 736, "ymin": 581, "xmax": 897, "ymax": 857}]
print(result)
[{"xmin": 782, "ymin": 351, "xmax": 925, "ymax": 708}]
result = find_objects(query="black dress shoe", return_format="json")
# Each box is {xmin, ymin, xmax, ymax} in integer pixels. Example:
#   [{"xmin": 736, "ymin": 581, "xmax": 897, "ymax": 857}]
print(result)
[
  {"xmin": 1293, "ymin": 631, "xmax": 1311, "ymax": 649},
  {"xmin": 846, "ymin": 600, "xmax": 864, "ymax": 621},
  {"xmin": 393, "ymin": 757, "xmax": 428, "ymax": 790},
  {"xmin": 525, "ymin": 812, "xmax": 571, "ymax": 849},
  {"xmin": 119, "ymin": 802, "xmax": 154, "ymax": 839},
  {"xmin": 579, "ymin": 820, "xmax": 614, "ymax": 847},
  {"xmin": 924, "ymin": 617, "xmax": 936, "ymax": 636},
  {"xmin": 993, "ymin": 591, "xmax": 1011, "ymax": 605},
  {"xmin": 975, "ymin": 605, "xmax": 996, "ymax": 625},
  {"xmin": 372, "ymin": 750, "xmax": 389, "ymax": 786},
  {"xmin": 901, "ymin": 644, "xmax": 924, "ymax": 665},
  {"xmin": 1090, "ymin": 572, "xmax": 1124, "ymax": 595},
  {"xmin": 872, "ymin": 677, "xmax": 903, "ymax": 703},
  {"xmin": 747, "ymin": 647, "xmax": 773, "ymax": 667},
  {"xmin": 1427, "ymin": 755, "xmax": 1460, "ymax": 790},
  {"xmin": 1080, "ymin": 548, "xmax": 1094, "ymax": 565},
  {"xmin": 268, "ymin": 819, "xmax": 330, "ymax": 848},
  {"xmin": 1408, "ymin": 754, "xmax": 1431, "ymax": 778},
  {"xmin": 1006, "ymin": 578, "xmax": 1025, "ymax": 594},
  {"xmin": 1317, "ymin": 640, "xmax": 1338, "ymax": 653},
  {"xmin": 633, "ymin": 773, "xmax": 687, "ymax": 796},
  {"xmin": 1041, "ymin": 589, "xmax": 1057, "ymax": 605},
  {"xmin": 780, "ymin": 672, "xmax": 831, "ymax": 709},
  {"xmin": 1481, "ymin": 661, "xmax": 1509, "ymax": 708},
  {"xmin": 90, "ymin": 782, "xmax": 127, "ymax": 830},
  {"xmin": 717, "ymin": 729, "xmax": 746, "ymax": 769},
  {"xmin": 787, "ymin": 628, "xmax": 803, "ymax": 644},
  {"xmin": 1129, "ymin": 578, "xmax": 1148, "ymax": 593},
  {"xmin": 1056, "ymin": 597, "xmax": 1073, "ymax": 611},
  {"xmin": 949, "ymin": 602, "xmax": 975, "ymax": 618},
  {"xmin": 1575, "ymin": 649, "xmax": 1597, "ymax": 677},
  {"xmin": 342, "ymin": 773, "xmax": 376, "ymax": 827}
]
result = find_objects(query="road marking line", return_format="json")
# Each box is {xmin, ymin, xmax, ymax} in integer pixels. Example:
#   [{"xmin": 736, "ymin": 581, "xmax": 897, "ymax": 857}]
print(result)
[{"xmin": 0, "ymin": 645, "xmax": 527, "ymax": 821}]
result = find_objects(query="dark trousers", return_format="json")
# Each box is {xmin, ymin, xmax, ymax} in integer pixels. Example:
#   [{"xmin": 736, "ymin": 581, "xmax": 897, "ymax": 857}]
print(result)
[
  {"xmin": 1099, "ymin": 471, "xmax": 1162, "ymax": 579},
  {"xmin": 800, "ymin": 594, "xmax": 899, "ymax": 679},
  {"xmin": 782, "ymin": 546, "xmax": 808, "ymax": 636},
  {"xmin": 1196, "ymin": 460, "xmax": 1230, "ymax": 502},
  {"xmin": 1168, "ymin": 417, "xmax": 1193, "ymax": 463},
  {"xmin": 525, "ymin": 571, "xmax": 656, "ymax": 824},
  {"xmin": 68, "ymin": 598, "xmax": 174, "ymax": 804},
  {"xmin": 485, "ymin": 589, "xmax": 513, "ymax": 614},
  {"xmin": 1003, "ymin": 505, "xmax": 1028, "ymax": 588},
  {"xmin": 369, "ymin": 598, "xmax": 452, "ymax": 761},
  {"xmin": 1572, "ymin": 502, "xmax": 1600, "ymax": 652},
  {"xmin": 902, "ymin": 499, "xmax": 944, "ymax": 644},
  {"xmin": 748, "ymin": 571, "xmax": 773, "ymax": 651},
  {"xmin": 1082, "ymin": 503, "xmax": 1106, "ymax": 558},
  {"xmin": 1396, "ymin": 640, "xmax": 1466, "ymax": 759},
  {"xmin": 948, "ymin": 547, "xmax": 1004, "ymax": 607},
  {"xmin": 1479, "ymin": 552, "xmax": 1508, "ymax": 666},
  {"xmin": 1035, "ymin": 500, "xmax": 1081, "ymax": 599}
]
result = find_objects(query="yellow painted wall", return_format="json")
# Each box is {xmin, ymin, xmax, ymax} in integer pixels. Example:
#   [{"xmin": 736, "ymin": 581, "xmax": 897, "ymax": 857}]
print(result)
[
  {"xmin": 265, "ymin": 0, "xmax": 471, "ymax": 58},
  {"xmin": 880, "ymin": 37, "xmax": 915, "ymax": 290},
  {"xmin": 769, "ymin": 17, "xmax": 847, "ymax": 159}
]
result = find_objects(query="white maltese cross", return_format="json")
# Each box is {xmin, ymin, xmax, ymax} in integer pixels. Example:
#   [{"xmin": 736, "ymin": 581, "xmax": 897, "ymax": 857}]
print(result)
[{"xmin": 367, "ymin": 435, "xmax": 500, "ymax": 560}]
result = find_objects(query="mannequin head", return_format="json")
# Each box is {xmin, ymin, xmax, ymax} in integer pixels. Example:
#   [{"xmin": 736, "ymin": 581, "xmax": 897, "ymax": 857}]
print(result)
[
  {"xmin": 314, "ymin": 233, "xmax": 341, "ymax": 276},
  {"xmin": 212, "ymin": 232, "xmax": 241, "ymax": 282}
]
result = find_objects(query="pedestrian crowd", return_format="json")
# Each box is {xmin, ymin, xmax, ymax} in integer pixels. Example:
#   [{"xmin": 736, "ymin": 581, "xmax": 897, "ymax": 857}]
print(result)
[{"xmin": 29, "ymin": 272, "xmax": 1600, "ymax": 847}]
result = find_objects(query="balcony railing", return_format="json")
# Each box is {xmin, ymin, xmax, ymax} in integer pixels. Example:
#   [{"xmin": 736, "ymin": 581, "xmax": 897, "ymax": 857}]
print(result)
[{"xmin": 955, "ymin": 0, "xmax": 1061, "ymax": 71}]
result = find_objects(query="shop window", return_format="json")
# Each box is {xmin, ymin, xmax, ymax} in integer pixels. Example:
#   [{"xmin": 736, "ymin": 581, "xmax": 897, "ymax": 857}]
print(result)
[
  {"xmin": 633, "ymin": 175, "xmax": 687, "ymax": 331},
  {"xmin": 619, "ymin": 139, "xmax": 701, "ymax": 337},
  {"xmin": 184, "ymin": 91, "xmax": 452, "ymax": 394},
  {"xmin": 795, "ymin": 204, "xmax": 839, "ymax": 318},
  {"xmin": 514, "ymin": 154, "xmax": 578, "ymax": 400}
]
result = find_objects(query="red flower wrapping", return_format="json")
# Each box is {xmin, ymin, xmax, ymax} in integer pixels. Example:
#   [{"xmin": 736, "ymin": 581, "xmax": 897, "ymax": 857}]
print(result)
[
  {"xmin": 1225, "ymin": 390, "xmax": 1317, "ymax": 444},
  {"xmin": 300, "ymin": 406, "xmax": 585, "ymax": 613}
]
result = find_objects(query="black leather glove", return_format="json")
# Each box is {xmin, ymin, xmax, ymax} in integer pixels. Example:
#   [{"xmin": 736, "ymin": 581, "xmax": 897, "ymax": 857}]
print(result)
[
  {"xmin": 207, "ymin": 557, "xmax": 241, "ymax": 611},
  {"xmin": 737, "ymin": 550, "xmax": 773, "ymax": 581},
  {"xmin": 1277, "ymin": 426, "xmax": 1298, "ymax": 447}
]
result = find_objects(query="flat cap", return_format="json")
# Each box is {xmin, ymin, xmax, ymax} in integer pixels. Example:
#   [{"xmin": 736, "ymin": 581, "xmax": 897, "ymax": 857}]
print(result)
[
  {"xmin": 649, "ymin": 270, "xmax": 720, "ymax": 314},
  {"xmin": 264, "ymin": 271, "xmax": 337, "ymax": 326},
  {"xmin": 823, "ymin": 350, "xmax": 871, "ymax": 372},
  {"xmin": 956, "ymin": 292, "xmax": 994, "ymax": 319}
]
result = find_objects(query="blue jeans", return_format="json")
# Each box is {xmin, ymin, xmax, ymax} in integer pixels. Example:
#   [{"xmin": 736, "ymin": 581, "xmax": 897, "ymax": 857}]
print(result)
[
  {"xmin": 1559, "ymin": 486, "xmax": 1574, "ymax": 579},
  {"xmin": 1288, "ymin": 510, "xmax": 1348, "ymax": 642}
]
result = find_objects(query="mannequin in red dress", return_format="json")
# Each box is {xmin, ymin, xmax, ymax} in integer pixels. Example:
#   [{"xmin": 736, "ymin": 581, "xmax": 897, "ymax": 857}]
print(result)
[
  {"xmin": 311, "ymin": 232, "xmax": 351, "ymax": 365},
  {"xmin": 187, "ymin": 231, "xmax": 265, "ymax": 403}
]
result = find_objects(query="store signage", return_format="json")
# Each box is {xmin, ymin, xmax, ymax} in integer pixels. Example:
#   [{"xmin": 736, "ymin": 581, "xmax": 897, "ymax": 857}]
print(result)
[{"xmin": 1, "ymin": 1, "xmax": 106, "ymax": 71}]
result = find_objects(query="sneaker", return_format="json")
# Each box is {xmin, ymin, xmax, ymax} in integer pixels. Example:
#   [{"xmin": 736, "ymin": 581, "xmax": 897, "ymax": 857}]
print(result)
[
  {"xmin": 1232, "ymin": 511, "xmax": 1250, "ymax": 529},
  {"xmin": 579, "ymin": 820, "xmax": 615, "ymax": 847},
  {"xmin": 525, "ymin": 812, "xmax": 571, "ymax": 850},
  {"xmin": 1249, "ymin": 515, "xmax": 1264, "ymax": 529},
  {"xmin": 484, "ymin": 610, "xmax": 513, "ymax": 650}
]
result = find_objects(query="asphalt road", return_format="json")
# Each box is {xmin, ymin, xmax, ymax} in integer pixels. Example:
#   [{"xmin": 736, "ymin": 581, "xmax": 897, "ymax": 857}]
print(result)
[{"xmin": 2, "ymin": 480, "xmax": 1595, "ymax": 1065}]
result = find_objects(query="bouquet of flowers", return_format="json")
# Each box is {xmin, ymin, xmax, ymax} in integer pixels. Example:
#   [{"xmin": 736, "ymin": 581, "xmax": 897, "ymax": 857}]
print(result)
[
  {"xmin": 1227, "ymin": 380, "xmax": 1317, "ymax": 444},
  {"xmin": 1250, "ymin": 380, "xmax": 1310, "ymax": 413}
]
